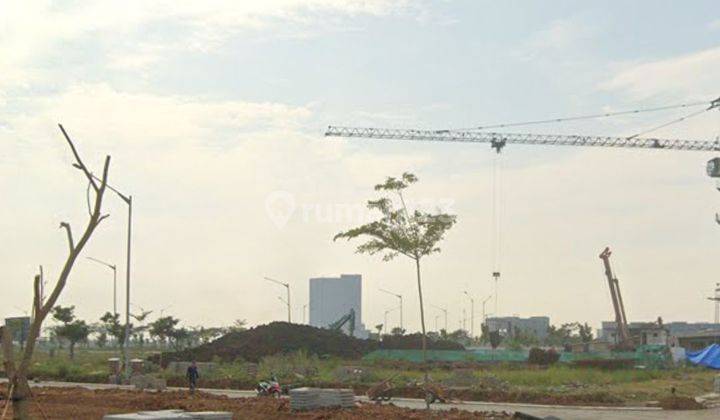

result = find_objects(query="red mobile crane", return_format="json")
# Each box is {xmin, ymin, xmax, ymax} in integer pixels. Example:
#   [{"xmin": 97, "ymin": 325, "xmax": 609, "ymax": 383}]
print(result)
[{"xmin": 599, "ymin": 247, "xmax": 633, "ymax": 350}]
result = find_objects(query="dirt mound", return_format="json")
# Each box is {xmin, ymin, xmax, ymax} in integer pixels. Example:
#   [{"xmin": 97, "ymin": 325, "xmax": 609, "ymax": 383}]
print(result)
[
  {"xmin": 381, "ymin": 333, "xmax": 464, "ymax": 351},
  {"xmin": 157, "ymin": 323, "xmax": 465, "ymax": 364},
  {"xmin": 157, "ymin": 322, "xmax": 376, "ymax": 364},
  {"xmin": 658, "ymin": 396, "xmax": 704, "ymax": 410},
  {"xmin": 0, "ymin": 385, "xmax": 511, "ymax": 419}
]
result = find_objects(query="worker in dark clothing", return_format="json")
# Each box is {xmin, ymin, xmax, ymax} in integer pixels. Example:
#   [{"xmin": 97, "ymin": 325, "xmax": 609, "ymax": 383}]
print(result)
[{"xmin": 186, "ymin": 361, "xmax": 199, "ymax": 394}]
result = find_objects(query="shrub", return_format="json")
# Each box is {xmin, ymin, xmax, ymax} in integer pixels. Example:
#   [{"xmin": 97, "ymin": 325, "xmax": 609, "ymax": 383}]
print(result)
[{"xmin": 528, "ymin": 348, "xmax": 560, "ymax": 365}]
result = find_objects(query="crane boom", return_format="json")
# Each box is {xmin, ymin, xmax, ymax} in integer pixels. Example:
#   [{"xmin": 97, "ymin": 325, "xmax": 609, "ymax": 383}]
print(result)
[
  {"xmin": 599, "ymin": 247, "xmax": 633, "ymax": 350},
  {"xmin": 325, "ymin": 126, "xmax": 720, "ymax": 152}
]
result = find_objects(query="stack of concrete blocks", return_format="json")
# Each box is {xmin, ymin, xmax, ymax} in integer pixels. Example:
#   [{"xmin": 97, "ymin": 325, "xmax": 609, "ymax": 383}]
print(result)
[
  {"xmin": 289, "ymin": 387, "xmax": 354, "ymax": 411},
  {"xmin": 108, "ymin": 358, "xmax": 122, "ymax": 384},
  {"xmin": 130, "ymin": 359, "xmax": 145, "ymax": 376},
  {"xmin": 103, "ymin": 410, "xmax": 231, "ymax": 419},
  {"xmin": 318, "ymin": 388, "xmax": 354, "ymax": 408}
]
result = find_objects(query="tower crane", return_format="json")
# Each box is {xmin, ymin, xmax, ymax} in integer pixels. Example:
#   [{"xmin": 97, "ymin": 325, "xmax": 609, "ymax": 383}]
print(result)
[{"xmin": 325, "ymin": 98, "xmax": 720, "ymax": 319}]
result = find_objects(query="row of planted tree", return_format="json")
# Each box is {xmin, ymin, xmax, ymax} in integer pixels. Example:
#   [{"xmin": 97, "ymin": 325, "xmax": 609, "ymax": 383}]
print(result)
[{"xmin": 27, "ymin": 306, "xmax": 249, "ymax": 359}]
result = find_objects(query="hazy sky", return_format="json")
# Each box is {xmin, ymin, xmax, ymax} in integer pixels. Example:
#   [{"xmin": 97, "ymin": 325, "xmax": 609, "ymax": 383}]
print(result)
[{"xmin": 2, "ymin": 1, "xmax": 720, "ymax": 334}]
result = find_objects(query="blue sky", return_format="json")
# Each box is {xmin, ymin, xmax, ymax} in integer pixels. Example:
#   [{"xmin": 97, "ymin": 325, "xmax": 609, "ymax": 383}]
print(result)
[{"xmin": 1, "ymin": 1, "xmax": 720, "ymax": 333}]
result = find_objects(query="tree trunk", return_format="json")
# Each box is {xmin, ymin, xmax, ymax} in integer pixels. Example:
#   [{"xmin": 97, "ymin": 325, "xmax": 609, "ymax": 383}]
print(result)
[
  {"xmin": 69, "ymin": 342, "xmax": 75, "ymax": 360},
  {"xmin": 11, "ymin": 376, "xmax": 31, "ymax": 420},
  {"xmin": 414, "ymin": 257, "xmax": 430, "ymax": 409}
]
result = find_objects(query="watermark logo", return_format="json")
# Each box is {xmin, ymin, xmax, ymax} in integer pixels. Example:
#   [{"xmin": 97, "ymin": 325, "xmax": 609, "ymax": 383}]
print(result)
[
  {"xmin": 265, "ymin": 190, "xmax": 297, "ymax": 229},
  {"xmin": 265, "ymin": 190, "xmax": 456, "ymax": 230}
]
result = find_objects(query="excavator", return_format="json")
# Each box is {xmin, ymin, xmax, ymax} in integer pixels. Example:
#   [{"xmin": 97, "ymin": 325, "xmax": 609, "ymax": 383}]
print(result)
[
  {"xmin": 328, "ymin": 308, "xmax": 356, "ymax": 337},
  {"xmin": 599, "ymin": 247, "xmax": 634, "ymax": 351}
]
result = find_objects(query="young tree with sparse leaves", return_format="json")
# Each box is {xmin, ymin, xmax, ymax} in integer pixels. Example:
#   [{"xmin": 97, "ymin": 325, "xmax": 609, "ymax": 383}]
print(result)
[
  {"xmin": 51, "ymin": 305, "xmax": 90, "ymax": 360},
  {"xmin": 100, "ymin": 312, "xmax": 132, "ymax": 349},
  {"xmin": 334, "ymin": 172, "xmax": 456, "ymax": 400}
]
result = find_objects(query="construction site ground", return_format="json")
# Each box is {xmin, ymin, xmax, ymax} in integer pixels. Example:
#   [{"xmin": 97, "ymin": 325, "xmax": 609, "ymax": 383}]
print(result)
[
  {"xmin": 0, "ymin": 384, "xmax": 510, "ymax": 419},
  {"xmin": 3, "ymin": 380, "xmax": 720, "ymax": 420}
]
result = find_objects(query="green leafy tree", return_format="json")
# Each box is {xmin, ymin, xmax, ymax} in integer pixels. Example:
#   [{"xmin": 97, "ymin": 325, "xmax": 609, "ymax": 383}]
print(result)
[
  {"xmin": 100, "ymin": 312, "xmax": 131, "ymax": 349},
  {"xmin": 149, "ymin": 316, "xmax": 180, "ymax": 348},
  {"xmin": 169, "ymin": 327, "xmax": 190, "ymax": 351},
  {"xmin": 447, "ymin": 329, "xmax": 471, "ymax": 345},
  {"xmin": 130, "ymin": 308, "xmax": 153, "ymax": 347},
  {"xmin": 390, "ymin": 327, "xmax": 406, "ymax": 336},
  {"xmin": 51, "ymin": 306, "xmax": 90, "ymax": 360},
  {"xmin": 334, "ymin": 172, "xmax": 457, "ymax": 390},
  {"xmin": 96, "ymin": 331, "xmax": 108, "ymax": 348}
]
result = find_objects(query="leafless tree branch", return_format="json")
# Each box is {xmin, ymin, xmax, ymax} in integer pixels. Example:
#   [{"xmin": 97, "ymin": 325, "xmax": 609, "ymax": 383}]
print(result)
[
  {"xmin": 59, "ymin": 222, "xmax": 74, "ymax": 252},
  {"xmin": 33, "ymin": 274, "xmax": 41, "ymax": 319},
  {"xmin": 5, "ymin": 125, "xmax": 113, "ymax": 419},
  {"xmin": 58, "ymin": 123, "xmax": 98, "ymax": 191}
]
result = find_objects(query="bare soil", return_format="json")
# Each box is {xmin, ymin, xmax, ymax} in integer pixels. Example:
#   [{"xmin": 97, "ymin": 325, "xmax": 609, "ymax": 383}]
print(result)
[{"xmin": 0, "ymin": 386, "xmax": 511, "ymax": 419}]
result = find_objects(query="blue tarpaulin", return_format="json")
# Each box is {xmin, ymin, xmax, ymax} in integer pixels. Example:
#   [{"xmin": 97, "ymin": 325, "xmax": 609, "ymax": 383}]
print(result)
[{"xmin": 686, "ymin": 344, "xmax": 720, "ymax": 369}]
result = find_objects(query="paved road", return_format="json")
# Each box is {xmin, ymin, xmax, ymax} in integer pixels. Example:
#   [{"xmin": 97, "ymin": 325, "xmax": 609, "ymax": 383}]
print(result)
[{"xmin": 5, "ymin": 379, "xmax": 720, "ymax": 420}]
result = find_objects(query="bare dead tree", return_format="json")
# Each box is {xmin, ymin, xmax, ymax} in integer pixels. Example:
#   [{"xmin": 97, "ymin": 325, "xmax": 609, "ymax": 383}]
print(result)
[{"xmin": 0, "ymin": 124, "xmax": 111, "ymax": 419}]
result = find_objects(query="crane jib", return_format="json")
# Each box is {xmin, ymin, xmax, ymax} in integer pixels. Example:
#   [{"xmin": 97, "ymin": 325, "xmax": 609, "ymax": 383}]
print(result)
[{"xmin": 325, "ymin": 126, "xmax": 720, "ymax": 152}]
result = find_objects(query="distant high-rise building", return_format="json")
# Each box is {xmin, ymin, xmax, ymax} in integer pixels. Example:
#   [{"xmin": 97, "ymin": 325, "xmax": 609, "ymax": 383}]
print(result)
[{"xmin": 309, "ymin": 274, "xmax": 369, "ymax": 338}]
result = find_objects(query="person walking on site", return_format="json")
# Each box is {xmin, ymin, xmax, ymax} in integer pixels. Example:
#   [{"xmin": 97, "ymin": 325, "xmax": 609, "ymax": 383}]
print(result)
[{"xmin": 186, "ymin": 361, "xmax": 200, "ymax": 394}]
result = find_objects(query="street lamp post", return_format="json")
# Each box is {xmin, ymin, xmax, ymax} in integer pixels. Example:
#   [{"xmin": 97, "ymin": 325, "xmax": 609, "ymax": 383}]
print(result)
[
  {"xmin": 481, "ymin": 295, "xmax": 492, "ymax": 323},
  {"xmin": 264, "ymin": 277, "xmax": 291, "ymax": 323},
  {"xmin": 87, "ymin": 257, "xmax": 118, "ymax": 315},
  {"xmin": 429, "ymin": 304, "xmax": 448, "ymax": 332},
  {"xmin": 379, "ymin": 288, "xmax": 403, "ymax": 330},
  {"xmin": 383, "ymin": 306, "xmax": 399, "ymax": 335},
  {"xmin": 83, "ymin": 172, "xmax": 133, "ymax": 380},
  {"xmin": 463, "ymin": 291, "xmax": 475, "ymax": 338}
]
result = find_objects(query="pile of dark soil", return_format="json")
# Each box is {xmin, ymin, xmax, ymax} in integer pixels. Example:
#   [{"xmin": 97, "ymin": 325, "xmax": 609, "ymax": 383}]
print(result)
[
  {"xmin": 658, "ymin": 396, "xmax": 704, "ymax": 410},
  {"xmin": 156, "ymin": 322, "xmax": 465, "ymax": 364},
  {"xmin": 380, "ymin": 333, "xmax": 464, "ymax": 351},
  {"xmin": 156, "ymin": 322, "xmax": 376, "ymax": 364}
]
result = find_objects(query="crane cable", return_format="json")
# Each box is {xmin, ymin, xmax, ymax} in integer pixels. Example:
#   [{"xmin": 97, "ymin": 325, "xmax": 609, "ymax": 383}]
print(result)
[
  {"xmin": 626, "ymin": 106, "xmax": 714, "ymax": 139},
  {"xmin": 447, "ymin": 100, "xmax": 710, "ymax": 132},
  {"xmin": 490, "ymin": 152, "xmax": 503, "ymax": 316}
]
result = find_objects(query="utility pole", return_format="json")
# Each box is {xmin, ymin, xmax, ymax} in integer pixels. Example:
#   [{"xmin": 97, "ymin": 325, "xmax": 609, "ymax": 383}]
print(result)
[
  {"xmin": 87, "ymin": 257, "xmax": 118, "ymax": 315},
  {"xmin": 264, "ymin": 277, "xmax": 291, "ymax": 323},
  {"xmin": 463, "ymin": 291, "xmax": 475, "ymax": 338},
  {"xmin": 379, "ymin": 288, "xmax": 403, "ymax": 330},
  {"xmin": 302, "ymin": 304, "xmax": 308, "ymax": 324}
]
